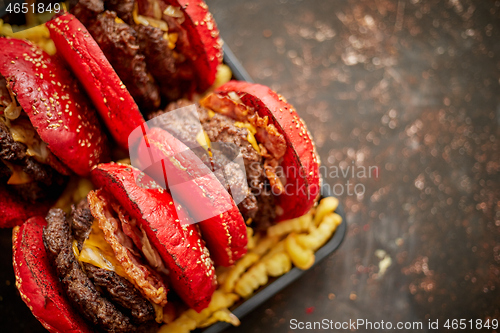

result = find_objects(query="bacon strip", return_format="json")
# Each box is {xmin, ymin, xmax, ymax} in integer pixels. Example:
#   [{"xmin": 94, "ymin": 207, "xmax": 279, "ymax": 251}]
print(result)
[{"xmin": 88, "ymin": 189, "xmax": 168, "ymax": 306}]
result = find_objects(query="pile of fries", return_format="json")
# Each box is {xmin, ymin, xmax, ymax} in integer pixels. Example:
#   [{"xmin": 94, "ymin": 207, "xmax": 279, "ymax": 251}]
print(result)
[{"xmin": 160, "ymin": 196, "xmax": 342, "ymax": 333}]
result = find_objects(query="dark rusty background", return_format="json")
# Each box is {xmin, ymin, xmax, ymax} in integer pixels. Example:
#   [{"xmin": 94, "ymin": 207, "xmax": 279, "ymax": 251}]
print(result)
[{"xmin": 0, "ymin": 0, "xmax": 499, "ymax": 332}]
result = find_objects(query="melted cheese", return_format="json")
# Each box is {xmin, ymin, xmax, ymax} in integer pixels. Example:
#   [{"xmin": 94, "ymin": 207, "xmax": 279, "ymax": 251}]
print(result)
[
  {"xmin": 234, "ymin": 122, "xmax": 261, "ymax": 153},
  {"xmin": 196, "ymin": 130, "xmax": 211, "ymax": 150},
  {"xmin": 78, "ymin": 219, "xmax": 128, "ymax": 278}
]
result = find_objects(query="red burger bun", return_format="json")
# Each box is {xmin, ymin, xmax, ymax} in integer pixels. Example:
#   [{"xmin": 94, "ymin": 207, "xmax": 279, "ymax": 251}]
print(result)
[
  {"xmin": 134, "ymin": 126, "xmax": 248, "ymax": 266},
  {"xmin": 12, "ymin": 217, "xmax": 93, "ymax": 333}
]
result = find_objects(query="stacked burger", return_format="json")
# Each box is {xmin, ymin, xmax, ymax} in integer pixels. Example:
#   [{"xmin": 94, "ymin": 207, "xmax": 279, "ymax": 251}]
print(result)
[
  {"xmin": 3, "ymin": 1, "xmax": 322, "ymax": 332},
  {"xmin": 68, "ymin": 0, "xmax": 223, "ymax": 111}
]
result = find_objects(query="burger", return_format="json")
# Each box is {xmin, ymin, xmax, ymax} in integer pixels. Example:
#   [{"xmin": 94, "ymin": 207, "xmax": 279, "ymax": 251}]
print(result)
[
  {"xmin": 7, "ymin": 3, "xmax": 323, "ymax": 332},
  {"xmin": 63, "ymin": 0, "xmax": 223, "ymax": 112},
  {"xmin": 45, "ymin": 12, "xmax": 146, "ymax": 149},
  {"xmin": 0, "ymin": 37, "xmax": 109, "ymax": 227}
]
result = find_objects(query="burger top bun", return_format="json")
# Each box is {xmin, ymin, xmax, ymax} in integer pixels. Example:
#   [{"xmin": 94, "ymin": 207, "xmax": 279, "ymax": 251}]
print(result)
[
  {"xmin": 0, "ymin": 37, "xmax": 108, "ymax": 176},
  {"xmin": 46, "ymin": 13, "xmax": 145, "ymax": 149}
]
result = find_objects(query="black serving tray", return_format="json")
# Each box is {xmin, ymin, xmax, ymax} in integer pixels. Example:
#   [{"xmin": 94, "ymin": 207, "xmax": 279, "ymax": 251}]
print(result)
[
  {"xmin": 0, "ymin": 30, "xmax": 345, "ymax": 332},
  {"xmin": 198, "ymin": 44, "xmax": 348, "ymax": 333}
]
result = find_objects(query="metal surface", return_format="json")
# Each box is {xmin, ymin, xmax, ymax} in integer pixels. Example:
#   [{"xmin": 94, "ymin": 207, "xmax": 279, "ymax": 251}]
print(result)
[{"xmin": 207, "ymin": 0, "xmax": 500, "ymax": 332}]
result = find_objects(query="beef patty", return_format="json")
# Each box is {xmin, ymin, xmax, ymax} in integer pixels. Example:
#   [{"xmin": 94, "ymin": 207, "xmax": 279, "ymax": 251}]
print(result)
[
  {"xmin": 0, "ymin": 121, "xmax": 66, "ymax": 202},
  {"xmin": 43, "ymin": 199, "xmax": 156, "ymax": 332}
]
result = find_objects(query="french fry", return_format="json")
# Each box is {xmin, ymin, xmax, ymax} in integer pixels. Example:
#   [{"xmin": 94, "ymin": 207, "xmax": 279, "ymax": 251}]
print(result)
[
  {"xmin": 314, "ymin": 197, "xmax": 339, "ymax": 226},
  {"xmin": 267, "ymin": 212, "xmax": 313, "ymax": 237},
  {"xmin": 234, "ymin": 262, "xmax": 268, "ymax": 298},
  {"xmin": 297, "ymin": 213, "xmax": 342, "ymax": 250},
  {"xmin": 259, "ymin": 240, "xmax": 292, "ymax": 277},
  {"xmin": 223, "ymin": 252, "xmax": 260, "ymax": 293},
  {"xmin": 285, "ymin": 233, "xmax": 315, "ymax": 270},
  {"xmin": 213, "ymin": 64, "xmax": 233, "ymax": 88},
  {"xmin": 246, "ymin": 227, "xmax": 256, "ymax": 250},
  {"xmin": 0, "ymin": 22, "xmax": 56, "ymax": 55},
  {"xmin": 251, "ymin": 232, "xmax": 262, "ymax": 249},
  {"xmin": 252, "ymin": 235, "xmax": 280, "ymax": 256},
  {"xmin": 263, "ymin": 251, "xmax": 292, "ymax": 277},
  {"xmin": 198, "ymin": 309, "xmax": 240, "ymax": 328}
]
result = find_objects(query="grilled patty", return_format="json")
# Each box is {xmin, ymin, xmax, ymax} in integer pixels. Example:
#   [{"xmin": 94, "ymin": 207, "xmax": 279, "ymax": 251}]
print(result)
[
  {"xmin": 88, "ymin": 10, "xmax": 162, "ymax": 111},
  {"xmin": 84, "ymin": 263, "xmax": 155, "ymax": 324},
  {"xmin": 43, "ymin": 201, "xmax": 156, "ymax": 332}
]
